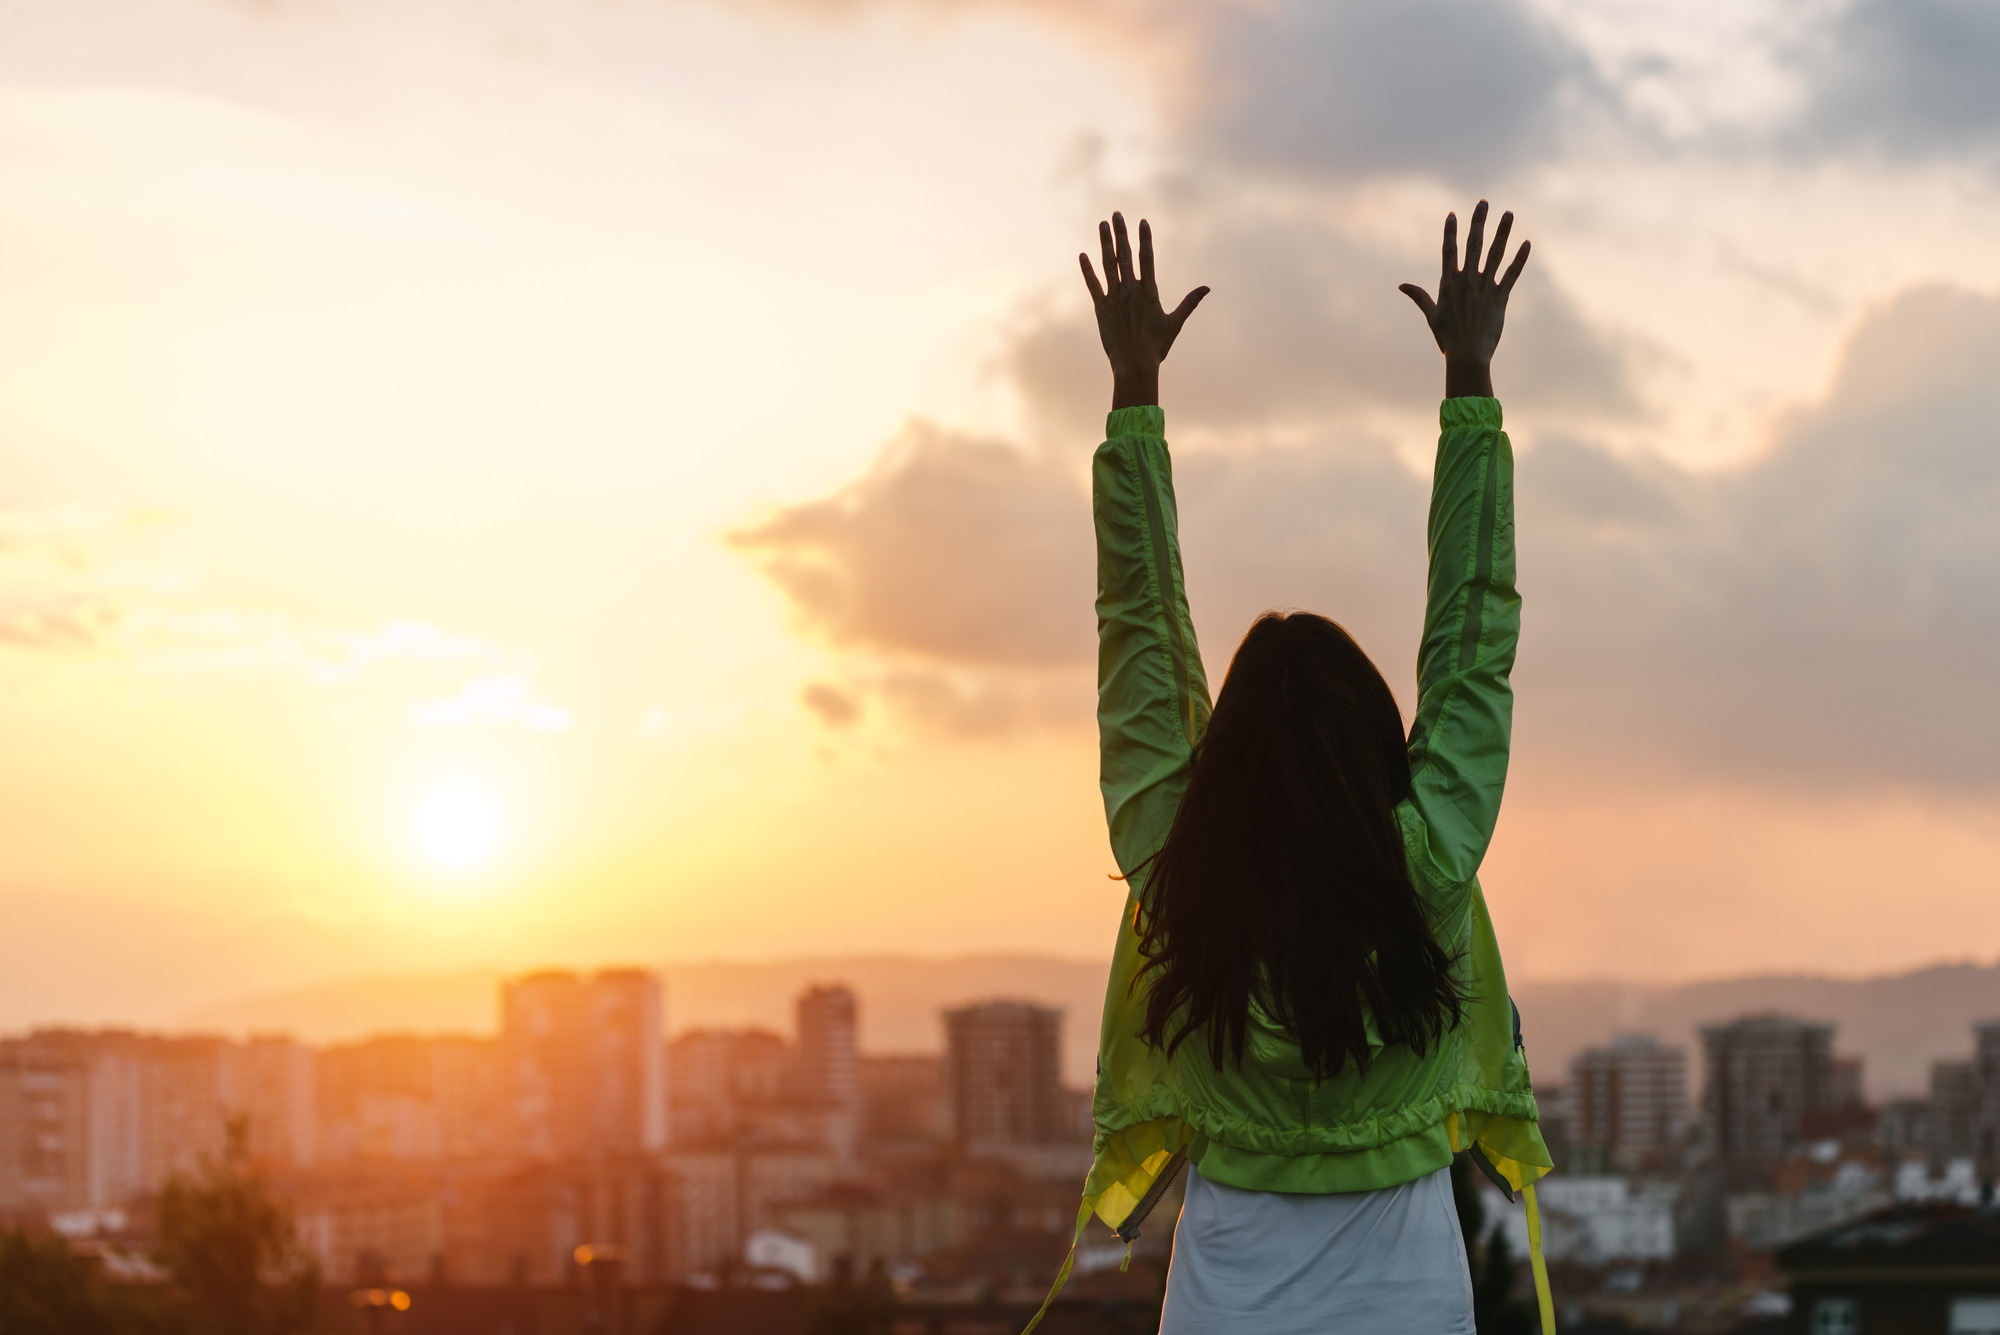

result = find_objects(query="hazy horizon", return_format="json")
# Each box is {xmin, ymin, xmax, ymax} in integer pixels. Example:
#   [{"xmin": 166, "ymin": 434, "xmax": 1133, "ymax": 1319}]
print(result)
[{"xmin": 8, "ymin": 948, "xmax": 1995, "ymax": 1101}]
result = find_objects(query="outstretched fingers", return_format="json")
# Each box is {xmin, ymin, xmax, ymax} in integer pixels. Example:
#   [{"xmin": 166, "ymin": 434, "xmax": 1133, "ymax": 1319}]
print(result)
[
  {"xmin": 1399, "ymin": 282, "xmax": 1438, "ymax": 319},
  {"xmin": 1138, "ymin": 218, "xmax": 1156, "ymax": 290},
  {"xmin": 1499, "ymin": 238, "xmax": 1532, "ymax": 294},
  {"xmin": 1463, "ymin": 200, "xmax": 1489, "ymax": 279},
  {"xmin": 1080, "ymin": 253, "xmax": 1106, "ymax": 304},
  {"xmin": 1099, "ymin": 221, "xmax": 1120, "ymax": 293},
  {"xmin": 1442, "ymin": 212, "xmax": 1459, "ymax": 278},
  {"xmin": 1113, "ymin": 212, "xmax": 1135, "ymax": 286},
  {"xmin": 1483, "ymin": 212, "xmax": 1515, "ymax": 281}
]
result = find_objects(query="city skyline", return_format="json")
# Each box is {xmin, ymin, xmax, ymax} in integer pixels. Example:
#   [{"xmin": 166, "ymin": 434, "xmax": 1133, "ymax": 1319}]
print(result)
[{"xmin": 19, "ymin": 959, "xmax": 2000, "ymax": 1287}]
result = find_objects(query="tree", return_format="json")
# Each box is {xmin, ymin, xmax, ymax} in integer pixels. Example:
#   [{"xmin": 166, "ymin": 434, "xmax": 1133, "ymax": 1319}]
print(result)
[
  {"xmin": 0, "ymin": 1226, "xmax": 123, "ymax": 1335},
  {"xmin": 0, "ymin": 1225, "xmax": 175, "ymax": 1335},
  {"xmin": 1451, "ymin": 1153, "xmax": 1535, "ymax": 1335},
  {"xmin": 154, "ymin": 1117, "xmax": 319, "ymax": 1335}
]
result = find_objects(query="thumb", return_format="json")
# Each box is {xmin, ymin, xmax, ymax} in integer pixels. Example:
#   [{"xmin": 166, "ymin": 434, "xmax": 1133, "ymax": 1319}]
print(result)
[
  {"xmin": 1398, "ymin": 284, "xmax": 1437, "ymax": 319},
  {"xmin": 1168, "ymin": 285, "xmax": 1210, "ymax": 334}
]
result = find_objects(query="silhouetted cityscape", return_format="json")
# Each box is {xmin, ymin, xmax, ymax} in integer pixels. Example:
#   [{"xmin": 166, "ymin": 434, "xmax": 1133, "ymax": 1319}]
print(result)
[
  {"xmin": 0, "ymin": 968, "xmax": 1127, "ymax": 1326},
  {"xmin": 15, "ymin": 966, "xmax": 2000, "ymax": 1329}
]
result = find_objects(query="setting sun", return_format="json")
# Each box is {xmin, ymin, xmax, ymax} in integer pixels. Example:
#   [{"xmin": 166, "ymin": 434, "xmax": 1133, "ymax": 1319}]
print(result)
[{"xmin": 417, "ymin": 787, "xmax": 499, "ymax": 868}]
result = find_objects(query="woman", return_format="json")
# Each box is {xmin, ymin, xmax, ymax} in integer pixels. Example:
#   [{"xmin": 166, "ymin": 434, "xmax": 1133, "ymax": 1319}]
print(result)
[{"xmin": 1065, "ymin": 205, "xmax": 1551, "ymax": 1333}]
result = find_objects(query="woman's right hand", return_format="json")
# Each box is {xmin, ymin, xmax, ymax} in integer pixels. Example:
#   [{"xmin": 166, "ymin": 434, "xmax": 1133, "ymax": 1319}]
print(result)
[
  {"xmin": 1081, "ymin": 212, "xmax": 1209, "ymax": 410},
  {"xmin": 1399, "ymin": 201, "xmax": 1531, "ymax": 400}
]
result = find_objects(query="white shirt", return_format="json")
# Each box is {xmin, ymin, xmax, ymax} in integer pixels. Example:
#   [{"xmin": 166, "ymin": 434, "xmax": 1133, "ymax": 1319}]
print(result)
[{"xmin": 1159, "ymin": 1164, "xmax": 1475, "ymax": 1335}]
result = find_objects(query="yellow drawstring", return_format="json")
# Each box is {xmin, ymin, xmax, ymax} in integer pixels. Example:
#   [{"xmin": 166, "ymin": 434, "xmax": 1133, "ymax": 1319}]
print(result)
[
  {"xmin": 1524, "ymin": 1182, "xmax": 1555, "ymax": 1335},
  {"xmin": 1020, "ymin": 1201, "xmax": 1094, "ymax": 1335}
]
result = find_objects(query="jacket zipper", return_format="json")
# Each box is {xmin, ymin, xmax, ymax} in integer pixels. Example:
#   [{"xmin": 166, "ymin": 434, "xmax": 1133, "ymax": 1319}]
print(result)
[{"xmin": 1114, "ymin": 1149, "xmax": 1189, "ymax": 1242}]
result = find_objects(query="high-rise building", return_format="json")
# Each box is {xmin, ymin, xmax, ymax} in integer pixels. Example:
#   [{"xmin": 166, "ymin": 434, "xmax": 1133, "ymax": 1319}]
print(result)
[
  {"xmin": 237, "ymin": 1036, "xmax": 317, "ymax": 1168},
  {"xmin": 317, "ymin": 1034, "xmax": 500, "ymax": 1162},
  {"xmin": 318, "ymin": 1035, "xmax": 439, "ymax": 1161},
  {"xmin": 6, "ymin": 1030, "xmax": 147, "ymax": 1207},
  {"xmin": 502, "ymin": 969, "xmax": 666, "ymax": 1160},
  {"xmin": 1567, "ymin": 1034, "xmax": 1688, "ymax": 1173},
  {"xmin": 795, "ymin": 986, "xmax": 859, "ymax": 1109},
  {"xmin": 668, "ymin": 1029, "xmax": 790, "ymax": 1146},
  {"xmin": 795, "ymin": 986, "xmax": 861, "ymax": 1162},
  {"xmin": 1700, "ymin": 1014, "xmax": 1835, "ymax": 1184},
  {"xmin": 7, "ymin": 1029, "xmax": 322, "ymax": 1205},
  {"xmin": 1879, "ymin": 1098, "xmax": 1934, "ymax": 1162},
  {"xmin": 430, "ymin": 1036, "xmax": 504, "ymax": 1160},
  {"xmin": 1971, "ymin": 1023, "xmax": 2000, "ymax": 1167},
  {"xmin": 943, "ymin": 1001, "xmax": 1065, "ymax": 1148},
  {"xmin": 0, "ymin": 1042, "xmax": 91, "ymax": 1213},
  {"xmin": 1933, "ymin": 1060, "xmax": 1978, "ymax": 1161},
  {"xmin": 138, "ymin": 1036, "xmax": 238, "ymax": 1186}
]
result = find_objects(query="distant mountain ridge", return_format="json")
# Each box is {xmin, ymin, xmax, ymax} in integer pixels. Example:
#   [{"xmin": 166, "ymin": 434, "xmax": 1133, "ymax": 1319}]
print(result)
[{"xmin": 179, "ymin": 955, "xmax": 2000, "ymax": 1097}]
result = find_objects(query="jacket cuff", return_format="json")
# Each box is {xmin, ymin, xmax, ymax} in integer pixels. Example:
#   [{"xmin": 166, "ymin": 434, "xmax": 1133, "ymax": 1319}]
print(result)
[
  {"xmin": 1439, "ymin": 397, "xmax": 1502, "ymax": 430},
  {"xmin": 1106, "ymin": 405, "xmax": 1166, "ymax": 440}
]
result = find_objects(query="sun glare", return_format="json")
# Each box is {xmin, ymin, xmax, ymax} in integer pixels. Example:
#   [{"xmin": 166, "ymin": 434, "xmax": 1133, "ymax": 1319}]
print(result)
[{"xmin": 418, "ymin": 787, "xmax": 499, "ymax": 868}]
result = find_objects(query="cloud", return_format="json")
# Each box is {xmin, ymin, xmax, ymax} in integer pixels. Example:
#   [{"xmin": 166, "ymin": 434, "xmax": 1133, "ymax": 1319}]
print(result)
[
  {"xmin": 757, "ymin": 0, "xmax": 1596, "ymax": 184},
  {"xmin": 1791, "ymin": 0, "xmax": 2000, "ymax": 158},
  {"xmin": 743, "ymin": 282, "xmax": 2000, "ymax": 792},
  {"xmin": 1186, "ymin": 0, "xmax": 1598, "ymax": 185},
  {"xmin": 0, "ymin": 507, "xmax": 571, "ymax": 729},
  {"xmin": 728, "ymin": 421, "xmax": 1094, "ymax": 668},
  {"xmin": 0, "ymin": 509, "xmax": 160, "ymax": 656},
  {"xmin": 408, "ymin": 674, "xmax": 572, "ymax": 732},
  {"xmin": 801, "ymin": 681, "xmax": 861, "ymax": 728},
  {"xmin": 728, "ymin": 422, "xmax": 1100, "ymax": 735}
]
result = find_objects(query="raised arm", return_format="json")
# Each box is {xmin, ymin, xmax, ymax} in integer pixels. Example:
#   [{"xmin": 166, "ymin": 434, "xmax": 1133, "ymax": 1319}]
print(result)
[
  {"xmin": 1397, "ymin": 202, "xmax": 1531, "ymax": 886},
  {"xmin": 1081, "ymin": 215, "xmax": 1213, "ymax": 873}
]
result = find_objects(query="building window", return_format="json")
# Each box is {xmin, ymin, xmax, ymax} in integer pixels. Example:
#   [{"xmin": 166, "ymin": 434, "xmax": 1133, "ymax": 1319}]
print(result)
[
  {"xmin": 1952, "ymin": 1296, "xmax": 2000, "ymax": 1335},
  {"xmin": 1812, "ymin": 1297, "xmax": 1859, "ymax": 1335}
]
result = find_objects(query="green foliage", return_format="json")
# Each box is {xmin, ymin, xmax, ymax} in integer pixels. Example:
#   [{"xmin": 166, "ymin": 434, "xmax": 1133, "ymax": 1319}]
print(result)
[
  {"xmin": 153, "ymin": 1116, "xmax": 319, "ymax": 1335},
  {"xmin": 0, "ymin": 1226, "xmax": 123, "ymax": 1335},
  {"xmin": 1451, "ymin": 1153, "xmax": 1536, "ymax": 1335},
  {"xmin": 0, "ymin": 1227, "xmax": 176, "ymax": 1335}
]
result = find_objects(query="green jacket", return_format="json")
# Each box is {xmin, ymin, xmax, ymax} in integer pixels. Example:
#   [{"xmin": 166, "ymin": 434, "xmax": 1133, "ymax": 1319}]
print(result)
[{"xmin": 1083, "ymin": 397, "xmax": 1551, "ymax": 1233}]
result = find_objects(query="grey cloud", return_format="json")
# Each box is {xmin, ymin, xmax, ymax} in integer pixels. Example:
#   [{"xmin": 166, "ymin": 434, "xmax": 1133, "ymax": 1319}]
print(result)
[
  {"xmin": 1189, "ymin": 0, "xmax": 1597, "ymax": 185},
  {"xmin": 1011, "ymin": 208, "xmax": 1642, "ymax": 442},
  {"xmin": 1527, "ymin": 435, "xmax": 1688, "ymax": 528},
  {"xmin": 748, "ymin": 283, "xmax": 2000, "ymax": 791},
  {"xmin": 1522, "ymin": 284, "xmax": 2000, "ymax": 787},
  {"xmin": 1792, "ymin": 0, "xmax": 2000, "ymax": 158},
  {"xmin": 735, "ymin": 0, "xmax": 2000, "ymax": 173},
  {"xmin": 728, "ymin": 422, "xmax": 1095, "ymax": 669},
  {"xmin": 747, "ymin": 0, "xmax": 1600, "ymax": 184}
]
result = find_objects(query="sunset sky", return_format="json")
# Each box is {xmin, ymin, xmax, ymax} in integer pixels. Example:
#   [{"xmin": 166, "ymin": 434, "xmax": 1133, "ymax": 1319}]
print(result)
[{"xmin": 4, "ymin": 0, "xmax": 2000, "ymax": 1033}]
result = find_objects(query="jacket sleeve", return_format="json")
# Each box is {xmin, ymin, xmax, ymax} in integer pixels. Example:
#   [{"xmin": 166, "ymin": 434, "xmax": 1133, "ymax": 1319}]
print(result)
[
  {"xmin": 1095, "ymin": 406, "xmax": 1213, "ymax": 877},
  {"xmin": 1404, "ymin": 397, "xmax": 1519, "ymax": 888}
]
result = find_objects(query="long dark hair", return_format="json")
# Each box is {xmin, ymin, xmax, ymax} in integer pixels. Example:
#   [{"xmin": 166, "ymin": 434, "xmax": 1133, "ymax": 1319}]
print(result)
[{"xmin": 1135, "ymin": 611, "xmax": 1463, "ymax": 1080}]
